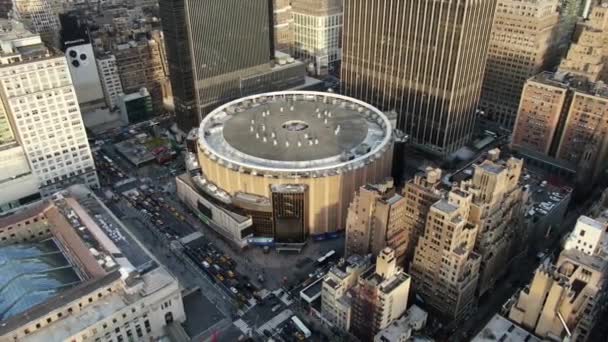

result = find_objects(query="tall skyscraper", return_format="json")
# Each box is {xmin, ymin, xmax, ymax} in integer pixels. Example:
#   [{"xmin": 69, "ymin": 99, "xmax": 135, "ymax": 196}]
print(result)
[
  {"xmin": 407, "ymin": 150, "xmax": 526, "ymax": 317},
  {"xmin": 0, "ymin": 0, "xmax": 12, "ymax": 18},
  {"xmin": 158, "ymin": 0, "xmax": 197, "ymax": 131},
  {"xmin": 322, "ymin": 254, "xmax": 372, "ymax": 332},
  {"xmin": 292, "ymin": 0, "xmax": 343, "ymax": 75},
  {"xmin": 559, "ymin": 0, "xmax": 608, "ymax": 82},
  {"xmin": 345, "ymin": 179, "xmax": 408, "ymax": 263},
  {"xmin": 409, "ymin": 188, "xmax": 481, "ymax": 319},
  {"xmin": 462, "ymin": 150, "xmax": 526, "ymax": 296},
  {"xmin": 184, "ymin": 0, "xmax": 274, "ymax": 115},
  {"xmin": 0, "ymin": 20, "xmax": 98, "ymax": 207},
  {"xmin": 511, "ymin": 2, "xmax": 608, "ymax": 188},
  {"xmin": 113, "ymin": 33, "xmax": 170, "ymax": 113},
  {"xmin": 349, "ymin": 248, "xmax": 411, "ymax": 341},
  {"xmin": 342, "ymin": 0, "xmax": 497, "ymax": 156},
  {"xmin": 11, "ymin": 0, "xmax": 60, "ymax": 46},
  {"xmin": 273, "ymin": 0, "xmax": 294, "ymax": 53},
  {"xmin": 557, "ymin": 0, "xmax": 589, "ymax": 53},
  {"xmin": 160, "ymin": 0, "xmax": 305, "ymax": 132},
  {"xmin": 401, "ymin": 168, "xmax": 443, "ymax": 267},
  {"xmin": 479, "ymin": 0, "xmax": 561, "ymax": 129},
  {"xmin": 96, "ymin": 54, "xmax": 124, "ymax": 110},
  {"xmin": 512, "ymin": 73, "xmax": 608, "ymax": 186}
]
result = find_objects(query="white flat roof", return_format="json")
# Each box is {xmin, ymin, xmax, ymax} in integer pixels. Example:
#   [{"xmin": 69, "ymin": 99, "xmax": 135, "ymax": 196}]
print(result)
[
  {"xmin": 472, "ymin": 315, "xmax": 539, "ymax": 342},
  {"xmin": 23, "ymin": 292, "xmax": 126, "ymax": 342},
  {"xmin": 198, "ymin": 91, "xmax": 393, "ymax": 175},
  {"xmin": 577, "ymin": 215, "xmax": 606, "ymax": 231},
  {"xmin": 22, "ymin": 267, "xmax": 175, "ymax": 342}
]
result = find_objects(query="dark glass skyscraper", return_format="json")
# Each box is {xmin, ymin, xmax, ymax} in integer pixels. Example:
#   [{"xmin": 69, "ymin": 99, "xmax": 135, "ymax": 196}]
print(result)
[
  {"xmin": 185, "ymin": 0, "xmax": 275, "ymax": 114},
  {"xmin": 161, "ymin": 0, "xmax": 281, "ymax": 132},
  {"xmin": 159, "ymin": 0, "xmax": 197, "ymax": 131},
  {"xmin": 342, "ymin": 0, "xmax": 497, "ymax": 156}
]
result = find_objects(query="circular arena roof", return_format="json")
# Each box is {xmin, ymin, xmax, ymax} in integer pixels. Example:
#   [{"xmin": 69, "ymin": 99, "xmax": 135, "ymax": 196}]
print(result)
[{"xmin": 198, "ymin": 91, "xmax": 393, "ymax": 175}]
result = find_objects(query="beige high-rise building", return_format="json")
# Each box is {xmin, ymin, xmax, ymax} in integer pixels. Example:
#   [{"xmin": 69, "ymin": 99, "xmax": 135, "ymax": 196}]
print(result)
[
  {"xmin": 405, "ymin": 150, "xmax": 527, "ymax": 317},
  {"xmin": 11, "ymin": 0, "xmax": 60, "ymax": 46},
  {"xmin": 409, "ymin": 189, "xmax": 481, "ymax": 320},
  {"xmin": 345, "ymin": 179, "xmax": 409, "ymax": 264},
  {"xmin": 321, "ymin": 254, "xmax": 372, "ymax": 331},
  {"xmin": 292, "ymin": 0, "xmax": 342, "ymax": 75},
  {"xmin": 511, "ymin": 73, "xmax": 570, "ymax": 156},
  {"xmin": 555, "ymin": 85, "xmax": 608, "ymax": 182},
  {"xmin": 507, "ymin": 248, "xmax": 608, "ymax": 342},
  {"xmin": 559, "ymin": 1, "xmax": 608, "ymax": 82},
  {"xmin": 461, "ymin": 150, "xmax": 526, "ymax": 296},
  {"xmin": 512, "ymin": 72, "xmax": 608, "ymax": 185},
  {"xmin": 273, "ymin": 0, "xmax": 294, "ymax": 53},
  {"xmin": 113, "ymin": 32, "xmax": 170, "ymax": 113},
  {"xmin": 401, "ymin": 167, "xmax": 443, "ymax": 267},
  {"xmin": 564, "ymin": 215, "xmax": 608, "ymax": 256},
  {"xmin": 511, "ymin": 1, "xmax": 608, "ymax": 187},
  {"xmin": 479, "ymin": 0, "xmax": 560, "ymax": 129},
  {"xmin": 321, "ymin": 249, "xmax": 410, "ymax": 340},
  {"xmin": 350, "ymin": 248, "xmax": 411, "ymax": 341},
  {"xmin": 342, "ymin": 0, "xmax": 497, "ymax": 156}
]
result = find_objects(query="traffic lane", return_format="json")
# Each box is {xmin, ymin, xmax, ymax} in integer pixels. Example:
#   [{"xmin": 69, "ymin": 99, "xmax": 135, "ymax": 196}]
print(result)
[
  {"xmin": 184, "ymin": 247, "xmax": 250, "ymax": 304},
  {"xmin": 114, "ymin": 203, "xmax": 236, "ymax": 315},
  {"xmin": 148, "ymin": 196, "xmax": 195, "ymax": 236},
  {"xmin": 118, "ymin": 196, "xmax": 248, "ymax": 305},
  {"xmin": 184, "ymin": 243, "xmax": 257, "ymax": 303},
  {"xmin": 126, "ymin": 191, "xmax": 195, "ymax": 237}
]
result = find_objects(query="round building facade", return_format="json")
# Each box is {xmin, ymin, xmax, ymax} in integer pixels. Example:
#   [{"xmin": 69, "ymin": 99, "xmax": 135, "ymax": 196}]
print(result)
[{"xmin": 197, "ymin": 91, "xmax": 393, "ymax": 239}]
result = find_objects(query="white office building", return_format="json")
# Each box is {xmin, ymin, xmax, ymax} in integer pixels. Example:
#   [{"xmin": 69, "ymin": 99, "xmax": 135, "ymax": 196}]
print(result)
[
  {"xmin": 0, "ymin": 141, "xmax": 41, "ymax": 210},
  {"xmin": 11, "ymin": 0, "xmax": 60, "ymax": 45},
  {"xmin": 292, "ymin": 0, "xmax": 342, "ymax": 75},
  {"xmin": 0, "ymin": 20, "xmax": 98, "ymax": 199},
  {"xmin": 96, "ymin": 54, "xmax": 123, "ymax": 110},
  {"xmin": 564, "ymin": 215, "xmax": 607, "ymax": 256}
]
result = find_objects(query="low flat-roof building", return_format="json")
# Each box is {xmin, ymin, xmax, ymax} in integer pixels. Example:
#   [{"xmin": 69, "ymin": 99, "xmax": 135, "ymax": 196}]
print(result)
[
  {"xmin": 176, "ymin": 173, "xmax": 254, "ymax": 249},
  {"xmin": 0, "ymin": 185, "xmax": 186, "ymax": 342},
  {"xmin": 373, "ymin": 305, "xmax": 428, "ymax": 342},
  {"xmin": 564, "ymin": 215, "xmax": 607, "ymax": 256},
  {"xmin": 118, "ymin": 87, "xmax": 154, "ymax": 124},
  {"xmin": 472, "ymin": 314, "xmax": 539, "ymax": 342}
]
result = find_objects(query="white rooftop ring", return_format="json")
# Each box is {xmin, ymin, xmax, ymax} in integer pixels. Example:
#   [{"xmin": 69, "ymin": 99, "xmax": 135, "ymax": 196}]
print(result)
[{"xmin": 198, "ymin": 91, "xmax": 393, "ymax": 175}]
